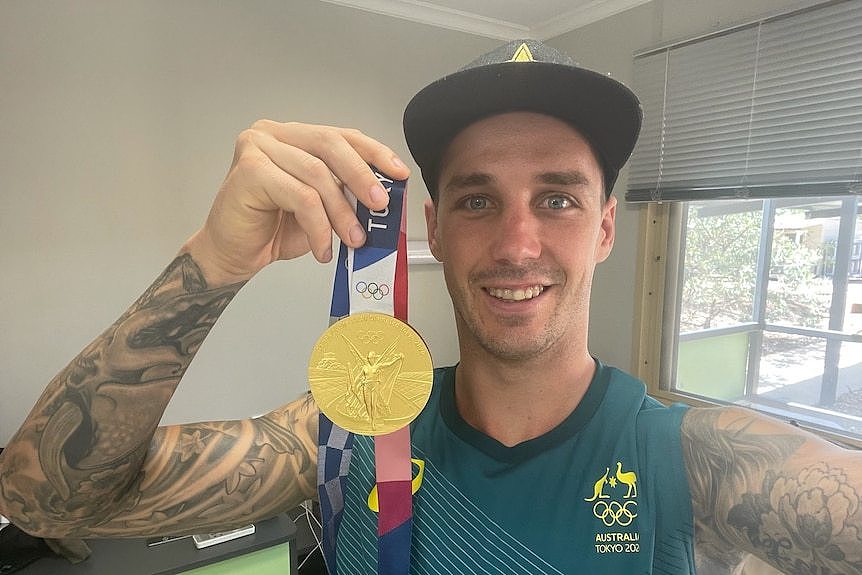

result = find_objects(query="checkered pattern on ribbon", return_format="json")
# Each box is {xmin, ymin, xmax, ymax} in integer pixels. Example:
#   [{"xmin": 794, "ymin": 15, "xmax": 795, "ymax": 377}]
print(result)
[{"xmin": 317, "ymin": 413, "xmax": 354, "ymax": 574}]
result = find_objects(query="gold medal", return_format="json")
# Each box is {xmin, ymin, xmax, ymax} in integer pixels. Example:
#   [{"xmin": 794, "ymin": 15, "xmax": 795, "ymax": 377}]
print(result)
[{"xmin": 308, "ymin": 312, "xmax": 433, "ymax": 436}]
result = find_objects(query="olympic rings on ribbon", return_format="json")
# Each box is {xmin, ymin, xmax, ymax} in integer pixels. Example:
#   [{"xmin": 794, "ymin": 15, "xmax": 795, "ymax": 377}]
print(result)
[
  {"xmin": 592, "ymin": 500, "xmax": 638, "ymax": 527},
  {"xmin": 355, "ymin": 281, "xmax": 391, "ymax": 300}
]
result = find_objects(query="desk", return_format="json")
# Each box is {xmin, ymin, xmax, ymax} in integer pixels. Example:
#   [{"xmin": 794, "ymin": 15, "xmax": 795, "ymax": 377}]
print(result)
[{"xmin": 17, "ymin": 514, "xmax": 296, "ymax": 575}]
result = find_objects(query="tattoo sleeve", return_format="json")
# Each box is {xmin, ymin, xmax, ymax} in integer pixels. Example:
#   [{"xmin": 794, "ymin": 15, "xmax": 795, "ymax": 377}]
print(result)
[
  {"xmin": 682, "ymin": 406, "xmax": 862, "ymax": 575},
  {"xmin": 0, "ymin": 254, "xmax": 318, "ymax": 538}
]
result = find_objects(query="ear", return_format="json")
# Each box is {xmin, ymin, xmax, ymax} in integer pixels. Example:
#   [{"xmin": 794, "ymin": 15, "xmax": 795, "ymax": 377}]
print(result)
[
  {"xmin": 424, "ymin": 198, "xmax": 444, "ymax": 262},
  {"xmin": 595, "ymin": 195, "xmax": 617, "ymax": 263}
]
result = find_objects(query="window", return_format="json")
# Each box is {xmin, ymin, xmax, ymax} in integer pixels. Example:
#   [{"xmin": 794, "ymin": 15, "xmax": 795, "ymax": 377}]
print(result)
[
  {"xmin": 628, "ymin": 0, "xmax": 862, "ymax": 443},
  {"xmin": 666, "ymin": 198, "xmax": 862, "ymax": 439}
]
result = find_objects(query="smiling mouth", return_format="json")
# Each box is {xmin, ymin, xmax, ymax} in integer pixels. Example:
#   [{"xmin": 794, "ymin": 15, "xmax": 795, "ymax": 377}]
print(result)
[{"xmin": 486, "ymin": 285, "xmax": 545, "ymax": 302}]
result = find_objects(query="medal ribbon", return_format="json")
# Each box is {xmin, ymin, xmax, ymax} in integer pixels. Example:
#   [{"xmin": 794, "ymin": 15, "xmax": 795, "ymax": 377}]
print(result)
[{"xmin": 318, "ymin": 169, "xmax": 411, "ymax": 575}]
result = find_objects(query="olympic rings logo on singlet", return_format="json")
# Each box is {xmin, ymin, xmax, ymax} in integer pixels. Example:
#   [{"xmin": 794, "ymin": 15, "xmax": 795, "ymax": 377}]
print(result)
[
  {"xmin": 584, "ymin": 462, "xmax": 640, "ymax": 529},
  {"xmin": 592, "ymin": 500, "xmax": 638, "ymax": 527},
  {"xmin": 355, "ymin": 281, "xmax": 390, "ymax": 300}
]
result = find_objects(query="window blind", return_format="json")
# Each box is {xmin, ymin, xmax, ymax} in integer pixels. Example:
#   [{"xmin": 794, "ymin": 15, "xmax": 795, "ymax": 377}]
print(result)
[{"xmin": 626, "ymin": 0, "xmax": 862, "ymax": 203}]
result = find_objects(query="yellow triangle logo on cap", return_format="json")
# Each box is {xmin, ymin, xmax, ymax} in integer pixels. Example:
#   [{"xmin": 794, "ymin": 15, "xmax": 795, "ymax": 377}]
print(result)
[{"xmin": 510, "ymin": 43, "xmax": 535, "ymax": 62}]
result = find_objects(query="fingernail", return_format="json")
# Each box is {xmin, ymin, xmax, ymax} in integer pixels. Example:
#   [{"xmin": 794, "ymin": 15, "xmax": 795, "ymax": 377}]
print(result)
[
  {"xmin": 349, "ymin": 223, "xmax": 366, "ymax": 245},
  {"xmin": 322, "ymin": 246, "xmax": 332, "ymax": 262},
  {"xmin": 370, "ymin": 183, "xmax": 388, "ymax": 205},
  {"xmin": 391, "ymin": 155, "xmax": 407, "ymax": 170}
]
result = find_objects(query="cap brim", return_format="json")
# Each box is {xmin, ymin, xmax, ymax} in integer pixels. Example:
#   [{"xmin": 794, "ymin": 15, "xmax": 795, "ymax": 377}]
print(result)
[{"xmin": 403, "ymin": 61, "xmax": 642, "ymax": 197}]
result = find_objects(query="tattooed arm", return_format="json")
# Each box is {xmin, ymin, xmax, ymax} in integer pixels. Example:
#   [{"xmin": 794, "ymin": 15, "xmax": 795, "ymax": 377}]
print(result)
[
  {"xmin": 682, "ymin": 406, "xmax": 862, "ymax": 575},
  {"xmin": 0, "ymin": 253, "xmax": 318, "ymax": 537},
  {"xmin": 0, "ymin": 121, "xmax": 410, "ymax": 537}
]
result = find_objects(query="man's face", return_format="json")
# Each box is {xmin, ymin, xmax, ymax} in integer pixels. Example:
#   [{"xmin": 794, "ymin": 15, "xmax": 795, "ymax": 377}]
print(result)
[{"xmin": 424, "ymin": 112, "xmax": 616, "ymax": 362}]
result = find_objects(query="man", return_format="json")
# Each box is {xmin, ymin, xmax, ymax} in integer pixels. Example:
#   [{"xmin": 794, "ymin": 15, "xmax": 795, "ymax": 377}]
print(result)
[{"xmin": 0, "ymin": 39, "xmax": 860, "ymax": 574}]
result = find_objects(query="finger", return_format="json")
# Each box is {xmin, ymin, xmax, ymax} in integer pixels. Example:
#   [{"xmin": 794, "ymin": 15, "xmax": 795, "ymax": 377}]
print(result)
[
  {"xmin": 340, "ymin": 127, "xmax": 411, "ymax": 182},
  {"xmin": 253, "ymin": 132, "xmax": 368, "ymax": 249},
  {"xmin": 274, "ymin": 211, "xmax": 314, "ymax": 262},
  {"xmin": 279, "ymin": 177, "xmax": 336, "ymax": 263},
  {"xmin": 290, "ymin": 124, "xmax": 390, "ymax": 212},
  {"xmin": 322, "ymin": 128, "xmax": 411, "ymax": 212},
  {"xmin": 253, "ymin": 120, "xmax": 411, "ymax": 182},
  {"xmin": 261, "ymin": 121, "xmax": 406, "ymax": 212}
]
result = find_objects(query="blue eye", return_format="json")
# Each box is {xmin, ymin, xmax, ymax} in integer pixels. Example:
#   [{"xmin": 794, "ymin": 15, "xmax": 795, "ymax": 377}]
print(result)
[
  {"xmin": 466, "ymin": 197, "xmax": 488, "ymax": 210},
  {"xmin": 544, "ymin": 196, "xmax": 572, "ymax": 209}
]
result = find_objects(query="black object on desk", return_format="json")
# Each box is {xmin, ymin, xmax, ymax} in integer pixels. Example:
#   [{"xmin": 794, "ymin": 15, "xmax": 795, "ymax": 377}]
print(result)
[{"xmin": 14, "ymin": 514, "xmax": 297, "ymax": 575}]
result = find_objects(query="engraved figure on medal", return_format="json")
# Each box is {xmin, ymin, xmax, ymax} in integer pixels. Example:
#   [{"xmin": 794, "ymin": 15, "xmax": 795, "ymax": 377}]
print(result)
[{"xmin": 344, "ymin": 336, "xmax": 404, "ymax": 428}]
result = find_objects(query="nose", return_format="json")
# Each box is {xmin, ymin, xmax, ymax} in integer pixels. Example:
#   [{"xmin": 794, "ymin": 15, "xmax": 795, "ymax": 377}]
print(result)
[{"xmin": 489, "ymin": 204, "xmax": 542, "ymax": 264}]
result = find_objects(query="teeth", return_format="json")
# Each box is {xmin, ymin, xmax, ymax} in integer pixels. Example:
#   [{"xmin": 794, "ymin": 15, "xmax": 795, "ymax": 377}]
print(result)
[{"xmin": 488, "ymin": 286, "xmax": 545, "ymax": 301}]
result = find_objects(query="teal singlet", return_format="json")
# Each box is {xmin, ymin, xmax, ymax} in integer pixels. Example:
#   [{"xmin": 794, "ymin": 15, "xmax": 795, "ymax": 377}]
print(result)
[{"xmin": 336, "ymin": 361, "xmax": 696, "ymax": 574}]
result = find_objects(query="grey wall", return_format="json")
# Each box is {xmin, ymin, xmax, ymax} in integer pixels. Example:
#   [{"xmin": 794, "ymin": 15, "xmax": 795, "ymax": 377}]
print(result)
[
  {"xmin": 0, "ymin": 0, "xmax": 823, "ymax": 445},
  {"xmin": 0, "ymin": 0, "xmax": 493, "ymax": 444}
]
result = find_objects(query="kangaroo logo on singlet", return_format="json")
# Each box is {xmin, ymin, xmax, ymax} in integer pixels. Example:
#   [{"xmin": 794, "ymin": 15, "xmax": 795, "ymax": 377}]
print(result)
[{"xmin": 584, "ymin": 461, "xmax": 640, "ymax": 554}]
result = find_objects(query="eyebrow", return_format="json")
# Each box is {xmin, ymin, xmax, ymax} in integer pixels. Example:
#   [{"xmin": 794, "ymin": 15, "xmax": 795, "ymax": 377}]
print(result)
[
  {"xmin": 444, "ymin": 170, "xmax": 591, "ymax": 194},
  {"xmin": 444, "ymin": 172, "xmax": 494, "ymax": 193},
  {"xmin": 535, "ymin": 171, "xmax": 591, "ymax": 187}
]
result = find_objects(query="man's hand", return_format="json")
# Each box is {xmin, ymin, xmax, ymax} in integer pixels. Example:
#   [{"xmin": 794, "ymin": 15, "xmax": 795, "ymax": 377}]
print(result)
[{"xmin": 185, "ymin": 120, "xmax": 411, "ymax": 284}]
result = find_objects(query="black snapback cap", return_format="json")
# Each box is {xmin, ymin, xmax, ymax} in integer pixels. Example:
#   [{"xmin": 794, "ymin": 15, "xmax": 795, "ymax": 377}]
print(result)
[{"xmin": 403, "ymin": 39, "xmax": 643, "ymax": 199}]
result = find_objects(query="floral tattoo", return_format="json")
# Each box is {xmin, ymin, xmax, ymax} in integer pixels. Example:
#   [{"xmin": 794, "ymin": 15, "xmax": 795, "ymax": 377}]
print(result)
[{"xmin": 682, "ymin": 408, "xmax": 862, "ymax": 575}]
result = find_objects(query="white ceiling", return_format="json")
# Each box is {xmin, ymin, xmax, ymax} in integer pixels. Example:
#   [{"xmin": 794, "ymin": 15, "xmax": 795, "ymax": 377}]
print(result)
[{"xmin": 318, "ymin": 0, "xmax": 652, "ymax": 40}]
